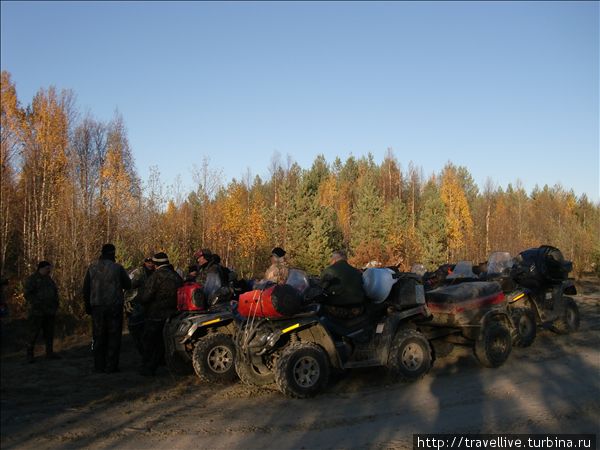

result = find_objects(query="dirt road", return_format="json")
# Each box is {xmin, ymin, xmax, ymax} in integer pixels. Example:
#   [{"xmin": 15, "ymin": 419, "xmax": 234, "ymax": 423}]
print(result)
[{"xmin": 2, "ymin": 286, "xmax": 599, "ymax": 449}]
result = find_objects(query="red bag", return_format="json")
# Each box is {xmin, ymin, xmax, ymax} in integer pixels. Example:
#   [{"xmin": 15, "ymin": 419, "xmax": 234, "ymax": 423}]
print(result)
[
  {"xmin": 177, "ymin": 282, "xmax": 206, "ymax": 311},
  {"xmin": 237, "ymin": 286, "xmax": 283, "ymax": 318}
]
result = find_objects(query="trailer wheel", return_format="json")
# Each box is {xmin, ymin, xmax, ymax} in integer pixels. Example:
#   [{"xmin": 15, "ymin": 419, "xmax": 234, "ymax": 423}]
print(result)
[
  {"xmin": 192, "ymin": 333, "xmax": 237, "ymax": 383},
  {"xmin": 474, "ymin": 321, "xmax": 512, "ymax": 368},
  {"xmin": 551, "ymin": 297, "xmax": 580, "ymax": 335},
  {"xmin": 274, "ymin": 342, "xmax": 330, "ymax": 398},
  {"xmin": 510, "ymin": 307, "xmax": 536, "ymax": 347},
  {"xmin": 388, "ymin": 329, "xmax": 432, "ymax": 381}
]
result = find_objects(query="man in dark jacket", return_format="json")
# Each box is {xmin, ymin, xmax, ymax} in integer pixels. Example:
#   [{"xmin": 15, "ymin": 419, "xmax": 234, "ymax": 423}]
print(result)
[
  {"xmin": 23, "ymin": 261, "xmax": 60, "ymax": 362},
  {"xmin": 124, "ymin": 257, "xmax": 155, "ymax": 357},
  {"xmin": 139, "ymin": 252, "xmax": 183, "ymax": 376},
  {"xmin": 83, "ymin": 243, "xmax": 131, "ymax": 373},
  {"xmin": 320, "ymin": 250, "xmax": 366, "ymax": 319}
]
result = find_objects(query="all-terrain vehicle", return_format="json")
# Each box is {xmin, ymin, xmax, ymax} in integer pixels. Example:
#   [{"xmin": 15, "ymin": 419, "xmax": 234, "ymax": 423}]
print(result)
[
  {"xmin": 484, "ymin": 247, "xmax": 580, "ymax": 347},
  {"xmin": 234, "ymin": 267, "xmax": 514, "ymax": 398},
  {"xmin": 163, "ymin": 272, "xmax": 243, "ymax": 382}
]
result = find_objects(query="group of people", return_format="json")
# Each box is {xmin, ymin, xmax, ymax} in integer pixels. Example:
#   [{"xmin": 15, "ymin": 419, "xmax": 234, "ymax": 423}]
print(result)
[
  {"xmin": 21, "ymin": 243, "xmax": 368, "ymax": 374},
  {"xmin": 82, "ymin": 244, "xmax": 214, "ymax": 376}
]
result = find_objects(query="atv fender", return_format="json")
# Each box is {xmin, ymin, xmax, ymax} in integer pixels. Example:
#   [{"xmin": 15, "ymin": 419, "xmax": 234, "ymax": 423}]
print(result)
[
  {"xmin": 480, "ymin": 309, "xmax": 513, "ymax": 330},
  {"xmin": 182, "ymin": 313, "xmax": 235, "ymax": 344},
  {"xmin": 509, "ymin": 289, "xmax": 543, "ymax": 322},
  {"xmin": 508, "ymin": 288, "xmax": 533, "ymax": 305},
  {"xmin": 296, "ymin": 323, "xmax": 343, "ymax": 370}
]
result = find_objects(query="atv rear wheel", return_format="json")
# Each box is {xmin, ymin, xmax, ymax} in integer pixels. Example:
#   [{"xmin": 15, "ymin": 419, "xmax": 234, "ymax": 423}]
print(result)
[
  {"xmin": 510, "ymin": 307, "xmax": 536, "ymax": 347},
  {"xmin": 275, "ymin": 342, "xmax": 330, "ymax": 398},
  {"xmin": 388, "ymin": 329, "xmax": 432, "ymax": 381},
  {"xmin": 474, "ymin": 321, "xmax": 512, "ymax": 368},
  {"xmin": 192, "ymin": 333, "xmax": 237, "ymax": 383},
  {"xmin": 551, "ymin": 297, "xmax": 580, "ymax": 335}
]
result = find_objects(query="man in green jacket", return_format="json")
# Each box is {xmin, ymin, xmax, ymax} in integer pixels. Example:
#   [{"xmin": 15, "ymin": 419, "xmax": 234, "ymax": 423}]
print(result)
[
  {"xmin": 320, "ymin": 250, "xmax": 366, "ymax": 319},
  {"xmin": 23, "ymin": 261, "xmax": 60, "ymax": 362}
]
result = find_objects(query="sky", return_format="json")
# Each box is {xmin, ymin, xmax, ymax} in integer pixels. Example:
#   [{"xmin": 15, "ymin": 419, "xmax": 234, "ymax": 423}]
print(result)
[{"xmin": 1, "ymin": 1, "xmax": 598, "ymax": 201}]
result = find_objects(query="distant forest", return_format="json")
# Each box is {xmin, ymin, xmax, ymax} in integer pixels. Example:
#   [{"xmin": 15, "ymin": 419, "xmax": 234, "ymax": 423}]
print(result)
[{"xmin": 2, "ymin": 71, "xmax": 599, "ymax": 320}]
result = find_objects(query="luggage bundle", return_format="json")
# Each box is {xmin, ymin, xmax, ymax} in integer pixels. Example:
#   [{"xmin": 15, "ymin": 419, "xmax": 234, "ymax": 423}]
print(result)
[
  {"xmin": 510, "ymin": 245, "xmax": 572, "ymax": 289},
  {"xmin": 237, "ymin": 284, "xmax": 303, "ymax": 318},
  {"xmin": 177, "ymin": 282, "xmax": 206, "ymax": 311}
]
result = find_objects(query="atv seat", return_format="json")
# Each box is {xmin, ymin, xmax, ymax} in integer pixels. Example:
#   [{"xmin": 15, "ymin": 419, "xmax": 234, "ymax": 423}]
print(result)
[
  {"xmin": 426, "ymin": 281, "xmax": 501, "ymax": 304},
  {"xmin": 320, "ymin": 314, "xmax": 374, "ymax": 339}
]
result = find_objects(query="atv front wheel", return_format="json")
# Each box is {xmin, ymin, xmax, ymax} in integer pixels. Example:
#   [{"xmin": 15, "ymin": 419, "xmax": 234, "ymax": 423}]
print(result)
[
  {"xmin": 551, "ymin": 297, "xmax": 580, "ymax": 335},
  {"xmin": 235, "ymin": 356, "xmax": 275, "ymax": 387},
  {"xmin": 388, "ymin": 329, "xmax": 432, "ymax": 381},
  {"xmin": 474, "ymin": 321, "xmax": 512, "ymax": 368},
  {"xmin": 510, "ymin": 307, "xmax": 536, "ymax": 347},
  {"xmin": 275, "ymin": 343, "xmax": 330, "ymax": 398},
  {"xmin": 192, "ymin": 333, "xmax": 237, "ymax": 383}
]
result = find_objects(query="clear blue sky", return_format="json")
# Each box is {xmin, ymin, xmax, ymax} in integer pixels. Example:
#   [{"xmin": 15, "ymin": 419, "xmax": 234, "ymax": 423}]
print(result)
[{"xmin": 2, "ymin": 1, "xmax": 598, "ymax": 201}]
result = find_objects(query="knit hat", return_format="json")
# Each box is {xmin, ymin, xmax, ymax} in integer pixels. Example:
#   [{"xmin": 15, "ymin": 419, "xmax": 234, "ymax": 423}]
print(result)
[
  {"xmin": 152, "ymin": 252, "xmax": 170, "ymax": 265},
  {"xmin": 37, "ymin": 261, "xmax": 52, "ymax": 270},
  {"xmin": 271, "ymin": 247, "xmax": 286, "ymax": 258},
  {"xmin": 101, "ymin": 243, "xmax": 116, "ymax": 256}
]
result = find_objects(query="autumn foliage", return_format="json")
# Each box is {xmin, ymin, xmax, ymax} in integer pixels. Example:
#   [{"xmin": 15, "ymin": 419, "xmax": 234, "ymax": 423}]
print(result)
[{"xmin": 1, "ymin": 71, "xmax": 599, "ymax": 322}]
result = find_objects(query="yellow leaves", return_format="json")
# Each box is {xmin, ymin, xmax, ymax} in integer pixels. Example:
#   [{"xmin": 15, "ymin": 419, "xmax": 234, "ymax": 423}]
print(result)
[
  {"xmin": 441, "ymin": 167, "xmax": 474, "ymax": 259},
  {"xmin": 318, "ymin": 175, "xmax": 337, "ymax": 208},
  {"xmin": 220, "ymin": 183, "xmax": 268, "ymax": 260},
  {"xmin": 100, "ymin": 146, "xmax": 133, "ymax": 211}
]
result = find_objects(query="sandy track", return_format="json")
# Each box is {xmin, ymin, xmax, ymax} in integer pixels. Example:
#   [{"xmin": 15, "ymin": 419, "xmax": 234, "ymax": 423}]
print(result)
[{"xmin": 1, "ymin": 290, "xmax": 598, "ymax": 449}]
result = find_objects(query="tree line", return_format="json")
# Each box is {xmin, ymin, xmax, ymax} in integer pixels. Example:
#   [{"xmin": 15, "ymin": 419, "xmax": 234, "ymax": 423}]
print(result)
[{"xmin": 2, "ymin": 71, "xmax": 599, "ymax": 321}]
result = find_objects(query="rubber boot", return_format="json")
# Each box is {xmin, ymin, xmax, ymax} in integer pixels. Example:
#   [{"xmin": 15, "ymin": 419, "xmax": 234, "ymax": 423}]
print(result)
[
  {"xmin": 46, "ymin": 342, "xmax": 61, "ymax": 360},
  {"xmin": 26, "ymin": 346, "xmax": 34, "ymax": 363}
]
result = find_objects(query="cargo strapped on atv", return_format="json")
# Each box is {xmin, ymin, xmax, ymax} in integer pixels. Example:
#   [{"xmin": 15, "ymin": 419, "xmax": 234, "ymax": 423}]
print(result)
[{"xmin": 510, "ymin": 245, "xmax": 572, "ymax": 289}]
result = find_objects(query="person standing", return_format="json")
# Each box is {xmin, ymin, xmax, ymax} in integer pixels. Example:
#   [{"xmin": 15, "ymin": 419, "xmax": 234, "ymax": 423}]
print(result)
[
  {"xmin": 23, "ymin": 261, "xmax": 60, "ymax": 362},
  {"xmin": 124, "ymin": 257, "xmax": 155, "ymax": 357},
  {"xmin": 138, "ymin": 252, "xmax": 183, "ymax": 376},
  {"xmin": 83, "ymin": 244, "xmax": 131, "ymax": 373}
]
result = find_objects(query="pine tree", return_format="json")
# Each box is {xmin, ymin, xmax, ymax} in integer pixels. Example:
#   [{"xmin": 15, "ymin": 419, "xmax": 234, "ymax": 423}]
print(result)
[
  {"xmin": 418, "ymin": 179, "xmax": 447, "ymax": 269},
  {"xmin": 351, "ymin": 171, "xmax": 385, "ymax": 265}
]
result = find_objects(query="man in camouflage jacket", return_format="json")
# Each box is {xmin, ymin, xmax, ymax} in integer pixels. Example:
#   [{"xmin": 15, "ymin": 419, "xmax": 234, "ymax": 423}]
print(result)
[
  {"xmin": 264, "ymin": 247, "xmax": 289, "ymax": 285},
  {"xmin": 124, "ymin": 257, "xmax": 155, "ymax": 357}
]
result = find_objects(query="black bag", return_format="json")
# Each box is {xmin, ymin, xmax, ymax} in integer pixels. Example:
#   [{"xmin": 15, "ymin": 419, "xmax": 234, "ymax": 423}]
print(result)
[
  {"xmin": 271, "ymin": 284, "xmax": 304, "ymax": 317},
  {"xmin": 387, "ymin": 277, "xmax": 424, "ymax": 308},
  {"xmin": 511, "ymin": 245, "xmax": 572, "ymax": 289}
]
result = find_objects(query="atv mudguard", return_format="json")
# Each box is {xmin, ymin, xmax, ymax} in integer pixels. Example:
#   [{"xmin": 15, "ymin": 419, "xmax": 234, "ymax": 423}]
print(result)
[
  {"xmin": 181, "ymin": 311, "xmax": 236, "ymax": 344},
  {"xmin": 480, "ymin": 308, "xmax": 513, "ymax": 329}
]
